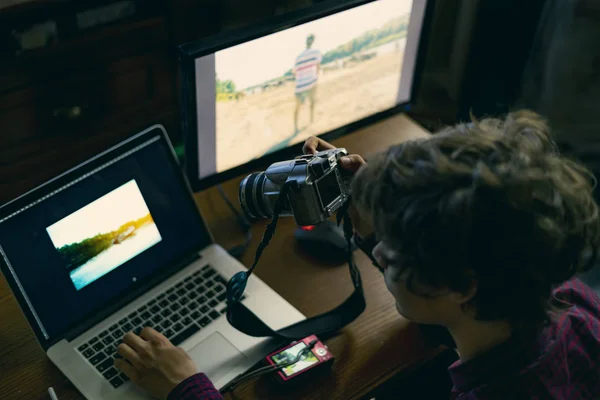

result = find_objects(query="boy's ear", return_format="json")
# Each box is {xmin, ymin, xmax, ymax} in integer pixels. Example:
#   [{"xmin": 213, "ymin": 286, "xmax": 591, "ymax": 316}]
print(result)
[{"xmin": 450, "ymin": 280, "xmax": 477, "ymax": 305}]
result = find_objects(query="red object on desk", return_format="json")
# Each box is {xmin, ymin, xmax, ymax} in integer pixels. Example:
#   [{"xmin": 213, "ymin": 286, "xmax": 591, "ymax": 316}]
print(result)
[{"xmin": 265, "ymin": 335, "xmax": 334, "ymax": 383}]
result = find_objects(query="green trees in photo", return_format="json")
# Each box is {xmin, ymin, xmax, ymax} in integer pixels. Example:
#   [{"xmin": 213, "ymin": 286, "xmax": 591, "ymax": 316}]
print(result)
[
  {"xmin": 321, "ymin": 15, "xmax": 409, "ymax": 65},
  {"xmin": 56, "ymin": 214, "xmax": 154, "ymax": 272}
]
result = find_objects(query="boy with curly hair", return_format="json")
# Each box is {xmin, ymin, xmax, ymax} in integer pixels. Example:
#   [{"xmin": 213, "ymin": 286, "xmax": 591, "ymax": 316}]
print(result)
[
  {"xmin": 115, "ymin": 111, "xmax": 600, "ymax": 400},
  {"xmin": 350, "ymin": 110, "xmax": 600, "ymax": 399}
]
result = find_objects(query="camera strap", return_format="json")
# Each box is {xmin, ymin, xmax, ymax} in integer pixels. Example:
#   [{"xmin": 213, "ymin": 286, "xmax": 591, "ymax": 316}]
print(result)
[{"xmin": 226, "ymin": 183, "xmax": 366, "ymax": 340}]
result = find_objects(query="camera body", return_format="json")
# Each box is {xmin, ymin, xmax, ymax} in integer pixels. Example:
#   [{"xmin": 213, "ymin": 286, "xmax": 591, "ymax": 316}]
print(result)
[{"xmin": 239, "ymin": 148, "xmax": 351, "ymax": 226}]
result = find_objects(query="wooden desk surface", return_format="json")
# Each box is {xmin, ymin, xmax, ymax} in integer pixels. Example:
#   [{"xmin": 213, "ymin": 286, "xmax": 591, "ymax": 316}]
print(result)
[{"xmin": 0, "ymin": 113, "xmax": 437, "ymax": 400}]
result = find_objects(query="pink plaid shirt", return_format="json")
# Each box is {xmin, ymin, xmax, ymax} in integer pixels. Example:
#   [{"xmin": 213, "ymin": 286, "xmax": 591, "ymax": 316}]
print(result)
[
  {"xmin": 167, "ymin": 373, "xmax": 223, "ymax": 400},
  {"xmin": 449, "ymin": 278, "xmax": 600, "ymax": 399},
  {"xmin": 168, "ymin": 279, "xmax": 600, "ymax": 400}
]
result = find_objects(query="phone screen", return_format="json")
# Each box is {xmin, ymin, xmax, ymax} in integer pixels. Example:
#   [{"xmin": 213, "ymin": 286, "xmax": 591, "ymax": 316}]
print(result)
[{"xmin": 271, "ymin": 342, "xmax": 320, "ymax": 377}]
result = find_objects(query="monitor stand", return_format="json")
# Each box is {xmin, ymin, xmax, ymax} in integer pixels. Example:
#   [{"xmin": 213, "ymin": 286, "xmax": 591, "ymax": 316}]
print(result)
[{"xmin": 293, "ymin": 220, "xmax": 356, "ymax": 264}]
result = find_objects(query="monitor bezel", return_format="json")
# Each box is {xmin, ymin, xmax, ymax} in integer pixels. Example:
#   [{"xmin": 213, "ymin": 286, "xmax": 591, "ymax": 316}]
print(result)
[
  {"xmin": 0, "ymin": 125, "xmax": 213, "ymax": 350},
  {"xmin": 180, "ymin": 0, "xmax": 435, "ymax": 191}
]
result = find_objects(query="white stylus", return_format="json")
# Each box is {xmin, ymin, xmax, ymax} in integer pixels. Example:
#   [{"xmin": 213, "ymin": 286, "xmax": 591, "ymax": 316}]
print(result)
[{"xmin": 48, "ymin": 387, "xmax": 59, "ymax": 400}]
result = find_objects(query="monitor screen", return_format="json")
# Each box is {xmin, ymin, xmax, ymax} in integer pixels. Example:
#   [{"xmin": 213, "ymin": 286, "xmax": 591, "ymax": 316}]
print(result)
[{"xmin": 181, "ymin": 0, "xmax": 429, "ymax": 188}]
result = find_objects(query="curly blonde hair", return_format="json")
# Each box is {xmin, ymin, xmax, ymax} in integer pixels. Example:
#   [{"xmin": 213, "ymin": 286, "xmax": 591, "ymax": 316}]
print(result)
[{"xmin": 352, "ymin": 110, "xmax": 599, "ymax": 329}]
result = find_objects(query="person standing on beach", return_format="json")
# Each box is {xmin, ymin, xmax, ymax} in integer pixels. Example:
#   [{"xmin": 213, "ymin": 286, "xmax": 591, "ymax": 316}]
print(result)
[{"xmin": 292, "ymin": 34, "xmax": 322, "ymax": 135}]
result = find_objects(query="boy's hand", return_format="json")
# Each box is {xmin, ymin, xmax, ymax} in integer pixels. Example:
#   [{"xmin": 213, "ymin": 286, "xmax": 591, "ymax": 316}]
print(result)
[
  {"xmin": 115, "ymin": 328, "xmax": 198, "ymax": 400},
  {"xmin": 302, "ymin": 136, "xmax": 367, "ymax": 173},
  {"xmin": 338, "ymin": 154, "xmax": 367, "ymax": 174},
  {"xmin": 302, "ymin": 136, "xmax": 336, "ymax": 154}
]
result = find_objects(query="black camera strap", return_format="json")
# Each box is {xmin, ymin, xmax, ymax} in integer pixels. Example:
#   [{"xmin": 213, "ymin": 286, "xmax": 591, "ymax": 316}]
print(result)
[{"xmin": 226, "ymin": 183, "xmax": 366, "ymax": 341}]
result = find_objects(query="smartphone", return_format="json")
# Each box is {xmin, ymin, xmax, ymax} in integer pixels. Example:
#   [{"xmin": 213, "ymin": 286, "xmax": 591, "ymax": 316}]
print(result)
[{"xmin": 265, "ymin": 335, "xmax": 334, "ymax": 383}]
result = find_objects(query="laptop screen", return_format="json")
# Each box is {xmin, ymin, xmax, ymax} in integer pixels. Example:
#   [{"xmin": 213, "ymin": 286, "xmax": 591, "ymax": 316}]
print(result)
[{"xmin": 0, "ymin": 126, "xmax": 211, "ymax": 345}]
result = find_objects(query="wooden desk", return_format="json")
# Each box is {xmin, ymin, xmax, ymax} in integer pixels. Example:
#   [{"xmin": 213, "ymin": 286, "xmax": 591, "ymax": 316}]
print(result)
[
  {"xmin": 197, "ymin": 114, "xmax": 437, "ymax": 399},
  {"xmin": 0, "ymin": 114, "xmax": 437, "ymax": 400}
]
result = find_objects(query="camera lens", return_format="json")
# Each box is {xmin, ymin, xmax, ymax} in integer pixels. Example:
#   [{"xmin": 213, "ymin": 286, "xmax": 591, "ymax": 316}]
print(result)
[{"xmin": 239, "ymin": 172, "xmax": 272, "ymax": 219}]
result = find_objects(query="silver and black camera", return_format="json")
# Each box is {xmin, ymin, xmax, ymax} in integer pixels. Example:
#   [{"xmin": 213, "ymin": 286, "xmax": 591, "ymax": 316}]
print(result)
[{"xmin": 239, "ymin": 148, "xmax": 351, "ymax": 226}]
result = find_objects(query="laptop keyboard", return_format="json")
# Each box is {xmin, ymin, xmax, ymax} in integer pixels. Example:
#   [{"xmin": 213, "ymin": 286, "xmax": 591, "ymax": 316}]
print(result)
[{"xmin": 75, "ymin": 264, "xmax": 245, "ymax": 389}]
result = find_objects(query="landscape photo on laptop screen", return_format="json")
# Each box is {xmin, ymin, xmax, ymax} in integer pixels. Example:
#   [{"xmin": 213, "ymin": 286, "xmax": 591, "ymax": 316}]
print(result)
[
  {"xmin": 46, "ymin": 180, "xmax": 162, "ymax": 291},
  {"xmin": 211, "ymin": 0, "xmax": 413, "ymax": 174}
]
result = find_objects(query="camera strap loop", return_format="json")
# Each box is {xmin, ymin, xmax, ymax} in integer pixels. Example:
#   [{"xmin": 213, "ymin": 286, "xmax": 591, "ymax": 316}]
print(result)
[
  {"xmin": 225, "ymin": 182, "xmax": 292, "ymax": 306},
  {"xmin": 337, "ymin": 197, "xmax": 363, "ymax": 290},
  {"xmin": 226, "ymin": 191, "xmax": 366, "ymax": 341},
  {"xmin": 246, "ymin": 182, "xmax": 292, "ymax": 278}
]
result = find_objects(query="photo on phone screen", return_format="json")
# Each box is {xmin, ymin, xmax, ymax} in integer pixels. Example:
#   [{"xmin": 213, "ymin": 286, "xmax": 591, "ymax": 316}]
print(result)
[{"xmin": 271, "ymin": 342, "xmax": 319, "ymax": 377}]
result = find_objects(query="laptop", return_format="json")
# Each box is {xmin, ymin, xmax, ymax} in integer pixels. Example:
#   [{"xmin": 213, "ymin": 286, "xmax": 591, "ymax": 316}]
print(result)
[{"xmin": 0, "ymin": 125, "xmax": 305, "ymax": 399}]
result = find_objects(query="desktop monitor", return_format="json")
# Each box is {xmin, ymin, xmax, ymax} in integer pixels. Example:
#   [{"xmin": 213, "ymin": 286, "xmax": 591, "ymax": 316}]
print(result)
[{"xmin": 179, "ymin": 0, "xmax": 432, "ymax": 190}]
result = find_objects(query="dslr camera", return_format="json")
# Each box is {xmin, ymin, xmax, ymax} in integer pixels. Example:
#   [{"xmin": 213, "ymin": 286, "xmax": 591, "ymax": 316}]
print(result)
[{"xmin": 239, "ymin": 148, "xmax": 351, "ymax": 226}]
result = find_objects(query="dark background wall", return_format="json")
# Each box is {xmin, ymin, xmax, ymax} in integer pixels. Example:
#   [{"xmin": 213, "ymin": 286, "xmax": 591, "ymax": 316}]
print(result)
[{"xmin": 2, "ymin": 0, "xmax": 596, "ymax": 206}]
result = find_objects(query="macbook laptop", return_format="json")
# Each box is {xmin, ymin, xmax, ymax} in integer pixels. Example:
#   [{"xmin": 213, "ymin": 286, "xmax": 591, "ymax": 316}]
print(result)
[{"xmin": 0, "ymin": 125, "xmax": 305, "ymax": 399}]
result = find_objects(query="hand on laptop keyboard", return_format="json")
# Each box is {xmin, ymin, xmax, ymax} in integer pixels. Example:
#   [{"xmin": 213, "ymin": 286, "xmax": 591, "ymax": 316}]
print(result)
[
  {"xmin": 77, "ymin": 266, "xmax": 243, "ymax": 389},
  {"xmin": 114, "ymin": 327, "xmax": 199, "ymax": 400}
]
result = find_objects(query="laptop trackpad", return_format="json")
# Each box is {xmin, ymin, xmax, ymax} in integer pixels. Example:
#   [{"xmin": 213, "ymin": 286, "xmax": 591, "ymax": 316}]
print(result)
[{"xmin": 188, "ymin": 332, "xmax": 247, "ymax": 382}]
